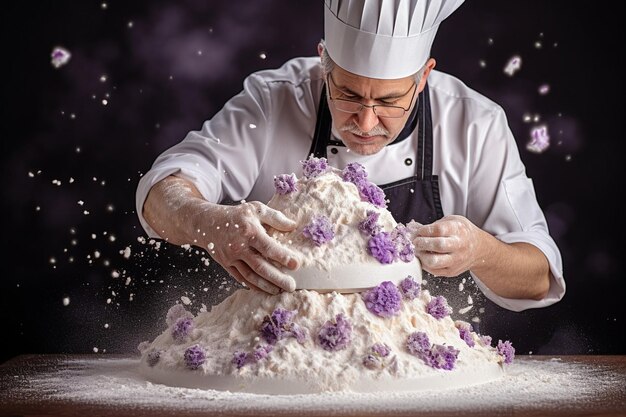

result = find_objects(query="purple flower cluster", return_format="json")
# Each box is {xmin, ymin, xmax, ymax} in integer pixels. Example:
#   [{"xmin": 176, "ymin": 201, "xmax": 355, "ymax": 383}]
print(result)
[
  {"xmin": 358, "ymin": 182, "xmax": 387, "ymax": 208},
  {"xmin": 406, "ymin": 332, "xmax": 459, "ymax": 370},
  {"xmin": 232, "ymin": 351, "xmax": 247, "ymax": 369},
  {"xmin": 171, "ymin": 317, "xmax": 193, "ymax": 343},
  {"xmin": 362, "ymin": 281, "xmax": 402, "ymax": 318},
  {"xmin": 398, "ymin": 276, "xmax": 421, "ymax": 300},
  {"xmin": 339, "ymin": 161, "xmax": 387, "ymax": 207},
  {"xmin": 232, "ymin": 344, "xmax": 274, "ymax": 369},
  {"xmin": 260, "ymin": 308, "xmax": 306, "ymax": 345},
  {"xmin": 407, "ymin": 332, "xmax": 431, "ymax": 357},
  {"xmin": 367, "ymin": 226, "xmax": 415, "ymax": 265},
  {"xmin": 427, "ymin": 295, "xmax": 452, "ymax": 320},
  {"xmin": 362, "ymin": 343, "xmax": 392, "ymax": 370},
  {"xmin": 455, "ymin": 321, "xmax": 475, "ymax": 347},
  {"xmin": 358, "ymin": 210, "xmax": 382, "ymax": 236},
  {"xmin": 184, "ymin": 344, "xmax": 206, "ymax": 370},
  {"xmin": 391, "ymin": 224, "xmax": 415, "ymax": 262},
  {"xmin": 368, "ymin": 232, "xmax": 397, "ymax": 264},
  {"xmin": 480, "ymin": 335, "xmax": 493, "ymax": 347},
  {"xmin": 146, "ymin": 350, "xmax": 161, "ymax": 367},
  {"xmin": 342, "ymin": 162, "xmax": 368, "ymax": 184},
  {"xmin": 274, "ymin": 173, "xmax": 298, "ymax": 195},
  {"xmin": 302, "ymin": 216, "xmax": 335, "ymax": 246},
  {"xmin": 428, "ymin": 344, "xmax": 460, "ymax": 370},
  {"xmin": 301, "ymin": 156, "xmax": 329, "ymax": 178},
  {"xmin": 318, "ymin": 313, "xmax": 352, "ymax": 351},
  {"xmin": 497, "ymin": 340, "xmax": 515, "ymax": 364}
]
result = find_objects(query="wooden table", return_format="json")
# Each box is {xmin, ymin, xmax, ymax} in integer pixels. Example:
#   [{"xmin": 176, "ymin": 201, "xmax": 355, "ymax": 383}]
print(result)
[{"xmin": 0, "ymin": 354, "xmax": 625, "ymax": 417}]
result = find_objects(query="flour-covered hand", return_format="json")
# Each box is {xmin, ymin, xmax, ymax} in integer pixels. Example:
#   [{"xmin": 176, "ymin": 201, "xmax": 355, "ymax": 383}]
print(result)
[
  {"xmin": 412, "ymin": 215, "xmax": 486, "ymax": 277},
  {"xmin": 192, "ymin": 201, "xmax": 300, "ymax": 294}
]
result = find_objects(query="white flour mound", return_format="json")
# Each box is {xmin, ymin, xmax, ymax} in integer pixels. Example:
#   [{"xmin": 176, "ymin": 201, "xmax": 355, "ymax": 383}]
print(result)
[
  {"xmin": 267, "ymin": 167, "xmax": 421, "ymax": 291},
  {"xmin": 139, "ymin": 288, "xmax": 505, "ymax": 393}
]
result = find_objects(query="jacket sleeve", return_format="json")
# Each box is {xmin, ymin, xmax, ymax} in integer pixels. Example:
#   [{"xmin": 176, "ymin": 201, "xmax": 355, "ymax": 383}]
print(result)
[
  {"xmin": 466, "ymin": 107, "xmax": 565, "ymax": 312},
  {"xmin": 135, "ymin": 73, "xmax": 274, "ymax": 237}
]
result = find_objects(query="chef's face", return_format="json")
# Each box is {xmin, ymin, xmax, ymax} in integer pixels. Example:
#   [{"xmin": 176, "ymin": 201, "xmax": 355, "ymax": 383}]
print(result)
[{"xmin": 326, "ymin": 65, "xmax": 424, "ymax": 156}]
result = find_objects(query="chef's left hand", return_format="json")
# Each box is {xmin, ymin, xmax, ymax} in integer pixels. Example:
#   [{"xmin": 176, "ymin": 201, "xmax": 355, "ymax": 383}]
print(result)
[{"xmin": 412, "ymin": 215, "xmax": 486, "ymax": 277}]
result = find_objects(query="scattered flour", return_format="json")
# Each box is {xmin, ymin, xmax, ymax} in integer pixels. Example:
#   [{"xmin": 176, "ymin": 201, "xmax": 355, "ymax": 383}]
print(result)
[{"xmin": 1, "ymin": 356, "xmax": 623, "ymax": 415}]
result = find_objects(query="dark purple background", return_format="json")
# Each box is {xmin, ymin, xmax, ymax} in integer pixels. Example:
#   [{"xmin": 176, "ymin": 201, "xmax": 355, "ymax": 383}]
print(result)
[{"xmin": 2, "ymin": 1, "xmax": 624, "ymax": 363}]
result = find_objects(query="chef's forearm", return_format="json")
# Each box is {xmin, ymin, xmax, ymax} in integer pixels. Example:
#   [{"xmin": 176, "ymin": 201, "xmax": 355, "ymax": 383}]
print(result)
[
  {"xmin": 470, "ymin": 233, "xmax": 551, "ymax": 300},
  {"xmin": 142, "ymin": 176, "xmax": 215, "ymax": 246}
]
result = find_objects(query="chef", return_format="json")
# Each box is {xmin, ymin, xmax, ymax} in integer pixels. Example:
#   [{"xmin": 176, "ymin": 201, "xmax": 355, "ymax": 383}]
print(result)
[{"xmin": 136, "ymin": 0, "xmax": 565, "ymax": 321}]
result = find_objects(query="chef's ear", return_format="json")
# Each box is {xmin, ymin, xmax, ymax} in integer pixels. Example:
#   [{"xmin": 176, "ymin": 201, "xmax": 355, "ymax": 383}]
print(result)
[
  {"xmin": 417, "ymin": 58, "xmax": 437, "ymax": 92},
  {"xmin": 317, "ymin": 42, "xmax": 324, "ymax": 57}
]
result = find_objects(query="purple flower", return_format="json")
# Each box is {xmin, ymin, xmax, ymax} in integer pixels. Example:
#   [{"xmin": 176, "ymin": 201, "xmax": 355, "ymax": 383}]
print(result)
[
  {"xmin": 455, "ymin": 321, "xmax": 475, "ymax": 347},
  {"xmin": 427, "ymin": 296, "xmax": 452, "ymax": 320},
  {"xmin": 363, "ymin": 354, "xmax": 381, "ymax": 369},
  {"xmin": 358, "ymin": 210, "xmax": 382, "ymax": 236},
  {"xmin": 232, "ymin": 351, "xmax": 248, "ymax": 369},
  {"xmin": 407, "ymin": 332, "xmax": 431, "ymax": 357},
  {"xmin": 368, "ymin": 232, "xmax": 397, "ymax": 264},
  {"xmin": 362, "ymin": 281, "xmax": 402, "ymax": 318},
  {"xmin": 252, "ymin": 344, "xmax": 274, "ymax": 361},
  {"xmin": 146, "ymin": 350, "xmax": 161, "ymax": 367},
  {"xmin": 391, "ymin": 224, "xmax": 415, "ymax": 262},
  {"xmin": 287, "ymin": 323, "xmax": 308, "ymax": 344},
  {"xmin": 342, "ymin": 162, "xmax": 368, "ymax": 184},
  {"xmin": 232, "ymin": 345, "xmax": 274, "ymax": 369},
  {"xmin": 302, "ymin": 216, "xmax": 335, "ymax": 246},
  {"xmin": 318, "ymin": 313, "xmax": 352, "ymax": 351},
  {"xmin": 362, "ymin": 344, "xmax": 392, "ymax": 371},
  {"xmin": 358, "ymin": 182, "xmax": 387, "ymax": 208},
  {"xmin": 371, "ymin": 343, "xmax": 391, "ymax": 357},
  {"xmin": 184, "ymin": 345, "xmax": 206, "ymax": 370},
  {"xmin": 172, "ymin": 317, "xmax": 193, "ymax": 343},
  {"xmin": 274, "ymin": 173, "xmax": 298, "ymax": 195},
  {"xmin": 260, "ymin": 308, "xmax": 296, "ymax": 344},
  {"xmin": 399, "ymin": 276, "xmax": 421, "ymax": 300},
  {"xmin": 301, "ymin": 156, "xmax": 329, "ymax": 178},
  {"xmin": 427, "ymin": 344, "xmax": 460, "ymax": 370},
  {"xmin": 497, "ymin": 340, "xmax": 515, "ymax": 364},
  {"xmin": 480, "ymin": 335, "xmax": 493, "ymax": 347}
]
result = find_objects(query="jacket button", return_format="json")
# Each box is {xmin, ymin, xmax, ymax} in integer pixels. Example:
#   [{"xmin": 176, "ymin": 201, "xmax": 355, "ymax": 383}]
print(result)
[
  {"xmin": 405, "ymin": 158, "xmax": 413, "ymax": 166},
  {"xmin": 331, "ymin": 147, "xmax": 339, "ymax": 154}
]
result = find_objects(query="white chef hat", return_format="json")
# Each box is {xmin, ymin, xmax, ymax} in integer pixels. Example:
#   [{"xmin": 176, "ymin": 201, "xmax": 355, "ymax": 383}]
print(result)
[{"xmin": 324, "ymin": 0, "xmax": 465, "ymax": 79}]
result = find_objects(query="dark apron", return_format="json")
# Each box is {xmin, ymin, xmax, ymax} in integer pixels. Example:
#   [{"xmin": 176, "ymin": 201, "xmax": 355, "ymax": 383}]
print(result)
[{"xmin": 309, "ymin": 83, "xmax": 506, "ymax": 339}]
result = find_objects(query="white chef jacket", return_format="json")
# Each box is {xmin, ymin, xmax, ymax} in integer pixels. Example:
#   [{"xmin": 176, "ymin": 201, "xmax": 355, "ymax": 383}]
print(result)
[{"xmin": 136, "ymin": 56, "xmax": 565, "ymax": 312}]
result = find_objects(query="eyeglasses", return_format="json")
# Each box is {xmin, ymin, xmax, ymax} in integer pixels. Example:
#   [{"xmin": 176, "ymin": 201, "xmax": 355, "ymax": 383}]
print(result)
[{"xmin": 326, "ymin": 73, "xmax": 417, "ymax": 119}]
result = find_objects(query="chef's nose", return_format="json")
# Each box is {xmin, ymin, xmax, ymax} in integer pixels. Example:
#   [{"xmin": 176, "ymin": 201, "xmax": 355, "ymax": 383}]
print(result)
[{"xmin": 355, "ymin": 106, "xmax": 380, "ymax": 133}]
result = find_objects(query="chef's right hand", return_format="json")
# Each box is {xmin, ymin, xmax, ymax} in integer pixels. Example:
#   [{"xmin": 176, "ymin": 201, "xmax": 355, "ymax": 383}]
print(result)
[{"xmin": 193, "ymin": 201, "xmax": 300, "ymax": 294}]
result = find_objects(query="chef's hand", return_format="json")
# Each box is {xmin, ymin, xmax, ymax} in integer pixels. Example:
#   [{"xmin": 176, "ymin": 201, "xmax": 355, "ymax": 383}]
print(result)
[
  {"xmin": 193, "ymin": 201, "xmax": 300, "ymax": 294},
  {"xmin": 411, "ymin": 215, "xmax": 486, "ymax": 277}
]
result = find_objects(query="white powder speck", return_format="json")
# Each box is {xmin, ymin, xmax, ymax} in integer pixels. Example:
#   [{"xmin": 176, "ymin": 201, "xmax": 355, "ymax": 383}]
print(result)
[
  {"xmin": 104, "ymin": 323, "xmax": 109, "ymax": 328},
  {"xmin": 181, "ymin": 296, "xmax": 192, "ymax": 305},
  {"xmin": 121, "ymin": 247, "xmax": 131, "ymax": 259},
  {"xmin": 69, "ymin": 177, "xmax": 75, "ymax": 183},
  {"xmin": 92, "ymin": 347, "xmax": 98, "ymax": 353},
  {"xmin": 78, "ymin": 201, "xmax": 84, "ymax": 206},
  {"xmin": 467, "ymin": 295, "xmax": 473, "ymax": 305},
  {"xmin": 106, "ymin": 298, "xmax": 112, "ymax": 304},
  {"xmin": 111, "ymin": 270, "xmax": 120, "ymax": 278},
  {"xmin": 459, "ymin": 282, "xmax": 464, "ymax": 292},
  {"xmin": 94, "ymin": 251, "xmax": 100, "ymax": 258},
  {"xmin": 459, "ymin": 305, "xmax": 473, "ymax": 314},
  {"xmin": 125, "ymin": 277, "xmax": 131, "ymax": 286},
  {"xmin": 249, "ymin": 124, "xmax": 257, "ymax": 129},
  {"xmin": 62, "ymin": 297, "xmax": 70, "ymax": 306}
]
